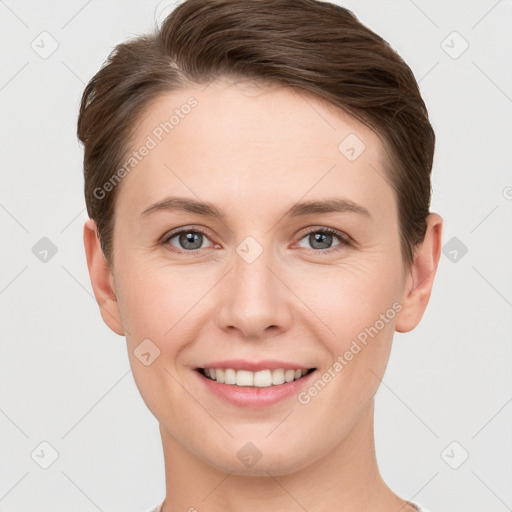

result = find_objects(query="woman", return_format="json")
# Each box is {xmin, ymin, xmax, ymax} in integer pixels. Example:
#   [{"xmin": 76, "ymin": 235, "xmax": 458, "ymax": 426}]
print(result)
[{"xmin": 79, "ymin": 0, "xmax": 443, "ymax": 510}]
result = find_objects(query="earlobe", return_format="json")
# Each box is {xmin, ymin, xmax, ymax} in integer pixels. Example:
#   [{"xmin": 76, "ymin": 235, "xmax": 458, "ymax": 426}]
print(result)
[
  {"xmin": 395, "ymin": 213, "xmax": 443, "ymax": 333},
  {"xmin": 83, "ymin": 219, "xmax": 125, "ymax": 336}
]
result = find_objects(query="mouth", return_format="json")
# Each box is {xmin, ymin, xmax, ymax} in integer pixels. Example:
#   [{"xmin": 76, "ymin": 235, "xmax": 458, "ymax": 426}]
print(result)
[
  {"xmin": 193, "ymin": 360, "xmax": 319, "ymax": 407},
  {"xmin": 196, "ymin": 367, "xmax": 317, "ymax": 388}
]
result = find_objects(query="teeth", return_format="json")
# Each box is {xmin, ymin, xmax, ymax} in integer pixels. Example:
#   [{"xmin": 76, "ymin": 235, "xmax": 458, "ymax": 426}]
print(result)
[
  {"xmin": 224, "ymin": 368, "xmax": 237, "ymax": 384},
  {"xmin": 271, "ymin": 368, "xmax": 285, "ymax": 385},
  {"xmin": 203, "ymin": 367, "xmax": 311, "ymax": 387},
  {"xmin": 284, "ymin": 369, "xmax": 295, "ymax": 383},
  {"xmin": 236, "ymin": 370, "xmax": 254, "ymax": 386}
]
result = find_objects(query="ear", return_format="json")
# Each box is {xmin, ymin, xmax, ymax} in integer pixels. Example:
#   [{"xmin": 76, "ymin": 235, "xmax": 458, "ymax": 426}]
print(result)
[
  {"xmin": 83, "ymin": 219, "xmax": 125, "ymax": 336},
  {"xmin": 395, "ymin": 213, "xmax": 443, "ymax": 333}
]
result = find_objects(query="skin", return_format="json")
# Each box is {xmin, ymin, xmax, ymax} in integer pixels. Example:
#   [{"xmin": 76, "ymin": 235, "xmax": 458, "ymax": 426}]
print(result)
[{"xmin": 84, "ymin": 79, "xmax": 442, "ymax": 512}]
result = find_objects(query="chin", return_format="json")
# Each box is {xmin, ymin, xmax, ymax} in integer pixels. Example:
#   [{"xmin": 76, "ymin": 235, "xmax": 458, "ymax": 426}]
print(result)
[{"xmin": 199, "ymin": 440, "xmax": 315, "ymax": 478}]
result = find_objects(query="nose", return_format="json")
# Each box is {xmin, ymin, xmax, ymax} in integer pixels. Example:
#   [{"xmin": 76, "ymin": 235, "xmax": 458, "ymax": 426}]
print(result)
[{"xmin": 215, "ymin": 244, "xmax": 293, "ymax": 340}]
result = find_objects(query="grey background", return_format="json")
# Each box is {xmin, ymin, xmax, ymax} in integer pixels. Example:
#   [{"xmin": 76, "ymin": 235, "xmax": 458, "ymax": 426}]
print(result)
[{"xmin": 1, "ymin": 0, "xmax": 511, "ymax": 511}]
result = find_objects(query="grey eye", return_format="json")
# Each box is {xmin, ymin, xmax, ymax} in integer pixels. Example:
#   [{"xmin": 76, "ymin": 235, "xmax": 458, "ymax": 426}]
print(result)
[
  {"xmin": 297, "ymin": 230, "xmax": 343, "ymax": 251},
  {"xmin": 168, "ymin": 231, "xmax": 208, "ymax": 250}
]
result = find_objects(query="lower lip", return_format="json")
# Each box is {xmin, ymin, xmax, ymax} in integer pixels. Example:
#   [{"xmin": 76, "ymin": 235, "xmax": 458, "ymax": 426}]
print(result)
[{"xmin": 195, "ymin": 369, "xmax": 317, "ymax": 408}]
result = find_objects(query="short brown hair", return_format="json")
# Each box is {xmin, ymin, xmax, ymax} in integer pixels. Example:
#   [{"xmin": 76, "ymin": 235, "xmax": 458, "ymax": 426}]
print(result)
[{"xmin": 77, "ymin": 0, "xmax": 435, "ymax": 268}]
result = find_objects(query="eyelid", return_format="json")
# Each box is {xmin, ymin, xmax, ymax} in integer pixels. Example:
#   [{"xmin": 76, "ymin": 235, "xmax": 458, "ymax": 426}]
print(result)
[
  {"xmin": 296, "ymin": 225, "xmax": 352, "ymax": 243},
  {"xmin": 294, "ymin": 226, "xmax": 353, "ymax": 253},
  {"xmin": 162, "ymin": 225, "xmax": 211, "ymax": 242},
  {"xmin": 161, "ymin": 225, "xmax": 216, "ymax": 251},
  {"xmin": 162, "ymin": 225, "xmax": 353, "ymax": 254}
]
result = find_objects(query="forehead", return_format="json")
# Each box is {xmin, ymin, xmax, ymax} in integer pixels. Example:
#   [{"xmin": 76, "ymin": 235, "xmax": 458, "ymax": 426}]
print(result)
[{"xmin": 116, "ymin": 79, "xmax": 396, "ymax": 221}]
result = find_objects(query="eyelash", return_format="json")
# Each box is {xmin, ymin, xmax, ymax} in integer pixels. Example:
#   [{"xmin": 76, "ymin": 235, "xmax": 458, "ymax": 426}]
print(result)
[{"xmin": 162, "ymin": 226, "xmax": 352, "ymax": 256}]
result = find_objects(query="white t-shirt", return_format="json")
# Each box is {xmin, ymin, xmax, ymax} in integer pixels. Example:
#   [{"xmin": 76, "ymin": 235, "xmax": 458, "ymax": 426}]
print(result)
[{"xmin": 145, "ymin": 501, "xmax": 432, "ymax": 511}]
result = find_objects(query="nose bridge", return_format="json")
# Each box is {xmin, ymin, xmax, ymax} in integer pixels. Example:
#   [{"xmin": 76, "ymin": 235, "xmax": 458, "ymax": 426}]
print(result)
[
  {"xmin": 216, "ymin": 234, "xmax": 290, "ymax": 338},
  {"xmin": 235, "ymin": 237, "xmax": 273, "ymax": 291}
]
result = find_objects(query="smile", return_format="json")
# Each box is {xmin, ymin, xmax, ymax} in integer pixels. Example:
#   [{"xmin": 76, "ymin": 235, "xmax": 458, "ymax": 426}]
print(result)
[{"xmin": 198, "ymin": 367, "xmax": 316, "ymax": 388}]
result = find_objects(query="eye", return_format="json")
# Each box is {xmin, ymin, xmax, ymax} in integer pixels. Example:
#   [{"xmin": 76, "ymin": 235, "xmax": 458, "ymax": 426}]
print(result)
[
  {"xmin": 296, "ymin": 227, "xmax": 350, "ymax": 253},
  {"xmin": 163, "ymin": 228, "xmax": 215, "ymax": 252},
  {"xmin": 162, "ymin": 226, "xmax": 351, "ymax": 255}
]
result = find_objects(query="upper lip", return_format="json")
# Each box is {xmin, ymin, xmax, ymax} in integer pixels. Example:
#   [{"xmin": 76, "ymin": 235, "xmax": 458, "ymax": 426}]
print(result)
[{"xmin": 197, "ymin": 360, "xmax": 316, "ymax": 372}]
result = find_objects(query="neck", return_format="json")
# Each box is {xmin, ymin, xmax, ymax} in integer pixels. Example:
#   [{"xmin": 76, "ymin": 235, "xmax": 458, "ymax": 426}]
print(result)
[{"xmin": 159, "ymin": 400, "xmax": 412, "ymax": 512}]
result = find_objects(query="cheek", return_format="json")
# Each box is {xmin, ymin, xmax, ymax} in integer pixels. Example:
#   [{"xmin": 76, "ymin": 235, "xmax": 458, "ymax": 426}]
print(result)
[
  {"xmin": 116, "ymin": 246, "xmax": 403, "ymax": 353},
  {"xmin": 299, "ymin": 258, "xmax": 402, "ymax": 346},
  {"xmin": 292, "ymin": 266, "xmax": 400, "ymax": 429},
  {"xmin": 116, "ymin": 261, "xmax": 204, "ymax": 341},
  {"xmin": 116, "ymin": 265, "xmax": 204, "ymax": 418}
]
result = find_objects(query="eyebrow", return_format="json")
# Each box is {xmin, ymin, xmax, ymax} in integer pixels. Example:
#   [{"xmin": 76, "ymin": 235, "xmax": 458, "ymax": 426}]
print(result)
[{"xmin": 140, "ymin": 196, "xmax": 371, "ymax": 220}]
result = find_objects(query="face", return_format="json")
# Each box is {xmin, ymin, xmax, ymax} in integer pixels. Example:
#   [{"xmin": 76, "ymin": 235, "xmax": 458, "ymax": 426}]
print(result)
[{"xmin": 86, "ymin": 79, "xmax": 436, "ymax": 476}]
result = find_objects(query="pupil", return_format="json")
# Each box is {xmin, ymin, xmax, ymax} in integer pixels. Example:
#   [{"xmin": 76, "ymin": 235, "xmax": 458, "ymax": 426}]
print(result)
[
  {"xmin": 181, "ymin": 232, "xmax": 202, "ymax": 250},
  {"xmin": 311, "ymin": 232, "xmax": 332, "ymax": 249}
]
